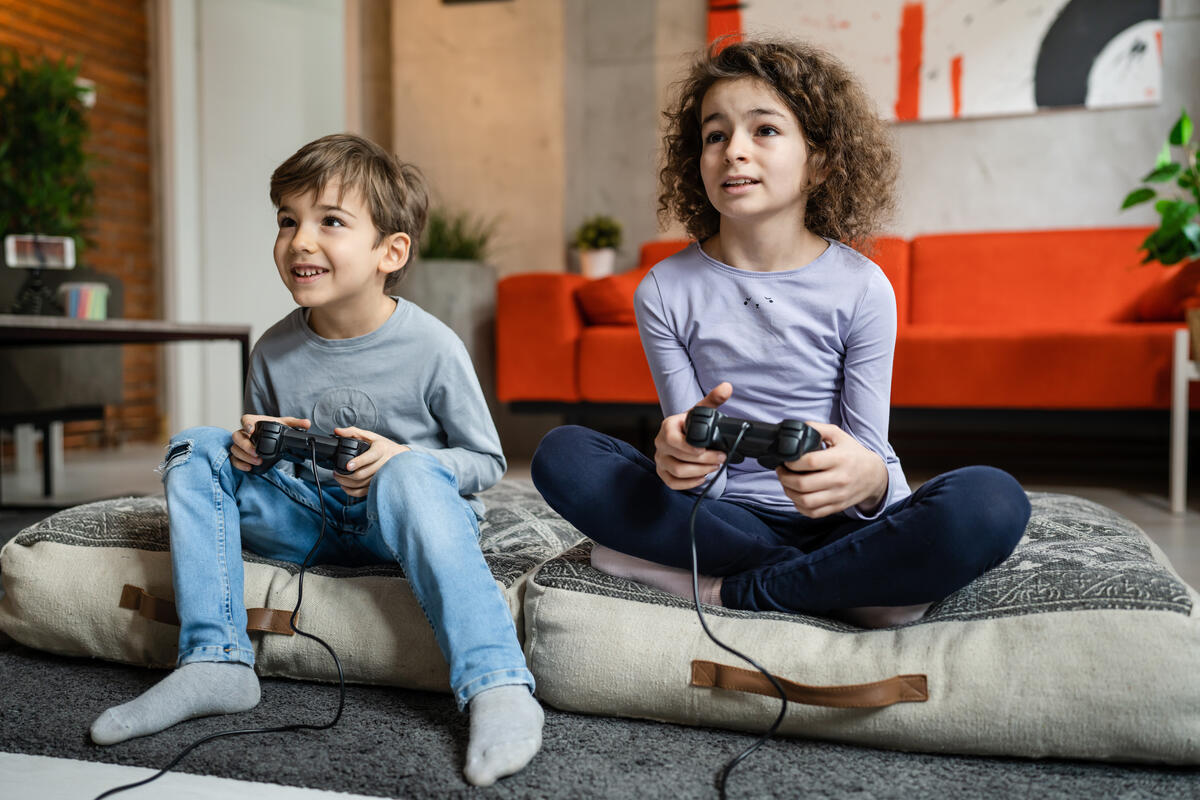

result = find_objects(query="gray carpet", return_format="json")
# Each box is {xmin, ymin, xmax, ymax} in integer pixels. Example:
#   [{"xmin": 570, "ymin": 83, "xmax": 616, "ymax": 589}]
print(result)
[{"xmin": 0, "ymin": 638, "xmax": 1197, "ymax": 799}]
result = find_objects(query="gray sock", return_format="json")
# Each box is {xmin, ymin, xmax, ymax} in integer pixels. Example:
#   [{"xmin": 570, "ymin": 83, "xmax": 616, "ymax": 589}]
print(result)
[
  {"xmin": 463, "ymin": 684, "xmax": 544, "ymax": 787},
  {"xmin": 90, "ymin": 661, "xmax": 260, "ymax": 745}
]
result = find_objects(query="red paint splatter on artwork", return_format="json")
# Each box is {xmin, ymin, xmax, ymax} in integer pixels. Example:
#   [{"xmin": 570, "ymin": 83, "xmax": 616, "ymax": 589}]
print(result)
[
  {"xmin": 707, "ymin": 2, "xmax": 742, "ymax": 48},
  {"xmin": 1155, "ymin": 29, "xmax": 1162, "ymax": 63},
  {"xmin": 895, "ymin": 2, "xmax": 924, "ymax": 121},
  {"xmin": 950, "ymin": 54, "xmax": 963, "ymax": 118}
]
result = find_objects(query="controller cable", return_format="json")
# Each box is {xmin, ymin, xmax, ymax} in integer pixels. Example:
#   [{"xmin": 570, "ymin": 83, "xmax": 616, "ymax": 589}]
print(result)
[
  {"xmin": 688, "ymin": 422, "xmax": 789, "ymax": 799},
  {"xmin": 95, "ymin": 439, "xmax": 346, "ymax": 799}
]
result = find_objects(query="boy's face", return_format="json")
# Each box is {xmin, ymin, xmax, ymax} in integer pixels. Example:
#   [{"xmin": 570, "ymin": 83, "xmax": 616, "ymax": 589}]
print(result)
[
  {"xmin": 273, "ymin": 181, "xmax": 408, "ymax": 313},
  {"xmin": 698, "ymin": 77, "xmax": 814, "ymax": 229}
]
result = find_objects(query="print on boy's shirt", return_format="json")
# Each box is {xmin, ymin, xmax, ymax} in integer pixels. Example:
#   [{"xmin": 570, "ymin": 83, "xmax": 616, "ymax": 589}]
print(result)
[{"xmin": 312, "ymin": 387, "xmax": 379, "ymax": 432}]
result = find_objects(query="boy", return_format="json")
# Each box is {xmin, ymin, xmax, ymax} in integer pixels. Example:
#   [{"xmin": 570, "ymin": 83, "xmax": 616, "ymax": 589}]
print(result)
[{"xmin": 90, "ymin": 134, "xmax": 543, "ymax": 787}]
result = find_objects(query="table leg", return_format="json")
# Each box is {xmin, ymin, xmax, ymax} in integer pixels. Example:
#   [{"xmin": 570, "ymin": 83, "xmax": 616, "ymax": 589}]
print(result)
[{"xmin": 1170, "ymin": 329, "xmax": 1189, "ymax": 514}]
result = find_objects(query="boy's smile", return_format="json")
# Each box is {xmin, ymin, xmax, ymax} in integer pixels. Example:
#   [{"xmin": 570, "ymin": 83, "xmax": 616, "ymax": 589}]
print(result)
[{"xmin": 273, "ymin": 181, "xmax": 409, "ymax": 338}]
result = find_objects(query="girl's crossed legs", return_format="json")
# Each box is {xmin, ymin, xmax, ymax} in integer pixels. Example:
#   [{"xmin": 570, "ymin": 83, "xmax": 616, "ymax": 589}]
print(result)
[{"xmin": 531, "ymin": 426, "xmax": 1030, "ymax": 624}]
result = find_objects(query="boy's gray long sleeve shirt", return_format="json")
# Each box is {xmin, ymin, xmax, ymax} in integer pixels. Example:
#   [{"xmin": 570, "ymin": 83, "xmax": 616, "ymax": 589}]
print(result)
[{"xmin": 244, "ymin": 299, "xmax": 505, "ymax": 515}]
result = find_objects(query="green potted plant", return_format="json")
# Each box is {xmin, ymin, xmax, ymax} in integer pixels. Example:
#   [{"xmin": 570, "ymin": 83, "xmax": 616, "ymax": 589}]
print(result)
[
  {"xmin": 572, "ymin": 214, "xmax": 622, "ymax": 279},
  {"xmin": 1122, "ymin": 107, "xmax": 1200, "ymax": 352},
  {"xmin": 0, "ymin": 48, "xmax": 95, "ymax": 314},
  {"xmin": 419, "ymin": 207, "xmax": 496, "ymax": 262}
]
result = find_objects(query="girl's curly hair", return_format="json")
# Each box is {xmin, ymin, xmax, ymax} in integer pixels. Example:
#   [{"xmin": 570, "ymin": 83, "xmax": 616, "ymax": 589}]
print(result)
[{"xmin": 659, "ymin": 38, "xmax": 897, "ymax": 247}]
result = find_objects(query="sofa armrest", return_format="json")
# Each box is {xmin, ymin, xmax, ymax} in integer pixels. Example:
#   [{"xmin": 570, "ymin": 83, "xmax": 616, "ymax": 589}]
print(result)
[{"xmin": 496, "ymin": 272, "xmax": 588, "ymax": 402}]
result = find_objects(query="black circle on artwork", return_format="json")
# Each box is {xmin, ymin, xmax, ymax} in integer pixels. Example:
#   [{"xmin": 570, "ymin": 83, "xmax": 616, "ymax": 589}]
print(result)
[
  {"xmin": 1034, "ymin": 0, "xmax": 1158, "ymax": 108},
  {"xmin": 313, "ymin": 388, "xmax": 378, "ymax": 433}
]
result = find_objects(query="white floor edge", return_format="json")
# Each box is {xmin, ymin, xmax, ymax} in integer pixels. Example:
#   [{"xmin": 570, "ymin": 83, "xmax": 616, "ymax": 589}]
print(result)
[{"xmin": 0, "ymin": 751, "xmax": 381, "ymax": 800}]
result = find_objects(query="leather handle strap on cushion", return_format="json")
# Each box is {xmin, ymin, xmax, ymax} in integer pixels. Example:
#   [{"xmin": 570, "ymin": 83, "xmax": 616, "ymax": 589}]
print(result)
[
  {"xmin": 691, "ymin": 660, "xmax": 928, "ymax": 708},
  {"xmin": 119, "ymin": 584, "xmax": 295, "ymax": 636}
]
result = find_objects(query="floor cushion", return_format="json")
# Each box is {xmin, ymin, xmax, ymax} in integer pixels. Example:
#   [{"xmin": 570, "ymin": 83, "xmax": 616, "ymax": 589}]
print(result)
[
  {"xmin": 523, "ymin": 493, "xmax": 1199, "ymax": 764},
  {"xmin": 0, "ymin": 478, "xmax": 581, "ymax": 693}
]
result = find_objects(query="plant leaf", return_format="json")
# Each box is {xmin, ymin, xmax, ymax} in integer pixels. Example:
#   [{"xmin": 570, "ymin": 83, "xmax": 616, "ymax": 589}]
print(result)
[
  {"xmin": 1183, "ymin": 222, "xmax": 1200, "ymax": 253},
  {"xmin": 1169, "ymin": 109, "xmax": 1193, "ymax": 147},
  {"xmin": 1142, "ymin": 163, "xmax": 1182, "ymax": 183},
  {"xmin": 1122, "ymin": 187, "xmax": 1156, "ymax": 209},
  {"xmin": 1155, "ymin": 141, "xmax": 1172, "ymax": 169}
]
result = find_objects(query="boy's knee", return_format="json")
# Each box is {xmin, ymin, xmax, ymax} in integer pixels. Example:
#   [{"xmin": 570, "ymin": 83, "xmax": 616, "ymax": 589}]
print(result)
[
  {"xmin": 373, "ymin": 451, "xmax": 457, "ymax": 497},
  {"xmin": 159, "ymin": 426, "xmax": 232, "ymax": 475}
]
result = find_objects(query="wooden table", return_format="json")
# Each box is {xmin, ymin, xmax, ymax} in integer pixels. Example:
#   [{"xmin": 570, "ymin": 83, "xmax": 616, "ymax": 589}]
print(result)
[
  {"xmin": 0, "ymin": 314, "xmax": 252, "ymax": 505},
  {"xmin": 0, "ymin": 314, "xmax": 251, "ymax": 387}
]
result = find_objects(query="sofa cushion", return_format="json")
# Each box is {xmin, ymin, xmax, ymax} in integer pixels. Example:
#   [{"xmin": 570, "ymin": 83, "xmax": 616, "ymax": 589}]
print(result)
[
  {"xmin": 864, "ymin": 236, "xmax": 910, "ymax": 326},
  {"xmin": 1134, "ymin": 259, "xmax": 1200, "ymax": 321},
  {"xmin": 523, "ymin": 493, "xmax": 1199, "ymax": 764},
  {"xmin": 892, "ymin": 322, "xmax": 1183, "ymax": 408},
  {"xmin": 576, "ymin": 240, "xmax": 692, "ymax": 326},
  {"xmin": 0, "ymin": 479, "xmax": 582, "ymax": 691},
  {"xmin": 578, "ymin": 326, "xmax": 658, "ymax": 403},
  {"xmin": 577, "ymin": 265, "xmax": 652, "ymax": 326},
  {"xmin": 909, "ymin": 228, "xmax": 1157, "ymax": 326}
]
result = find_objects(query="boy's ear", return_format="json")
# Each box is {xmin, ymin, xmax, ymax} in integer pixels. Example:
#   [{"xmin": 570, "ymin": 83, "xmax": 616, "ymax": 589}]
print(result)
[{"xmin": 379, "ymin": 232, "xmax": 412, "ymax": 277}]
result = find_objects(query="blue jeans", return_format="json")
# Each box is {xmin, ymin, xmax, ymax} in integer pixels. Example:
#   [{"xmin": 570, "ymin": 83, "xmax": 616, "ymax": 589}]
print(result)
[
  {"xmin": 159, "ymin": 426, "xmax": 533, "ymax": 709},
  {"xmin": 531, "ymin": 426, "xmax": 1030, "ymax": 614}
]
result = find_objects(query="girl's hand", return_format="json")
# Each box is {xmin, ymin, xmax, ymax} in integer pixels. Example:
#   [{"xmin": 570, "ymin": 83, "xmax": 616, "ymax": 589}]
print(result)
[
  {"xmin": 231, "ymin": 414, "xmax": 311, "ymax": 472},
  {"xmin": 654, "ymin": 382, "xmax": 733, "ymax": 491},
  {"xmin": 776, "ymin": 422, "xmax": 888, "ymax": 518},
  {"xmin": 332, "ymin": 426, "xmax": 410, "ymax": 497}
]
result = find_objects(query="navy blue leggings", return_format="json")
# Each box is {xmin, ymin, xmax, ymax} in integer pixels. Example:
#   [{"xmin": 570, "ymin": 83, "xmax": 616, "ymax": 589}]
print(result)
[{"xmin": 531, "ymin": 425, "xmax": 1031, "ymax": 615}]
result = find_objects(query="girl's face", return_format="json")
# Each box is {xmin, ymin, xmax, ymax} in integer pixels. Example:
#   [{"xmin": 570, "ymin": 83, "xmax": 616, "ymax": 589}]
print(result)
[{"xmin": 698, "ymin": 77, "xmax": 814, "ymax": 230}]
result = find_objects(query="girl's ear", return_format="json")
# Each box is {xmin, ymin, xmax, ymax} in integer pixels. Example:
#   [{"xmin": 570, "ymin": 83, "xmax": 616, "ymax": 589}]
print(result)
[
  {"xmin": 379, "ymin": 232, "xmax": 412, "ymax": 277},
  {"xmin": 806, "ymin": 149, "xmax": 829, "ymax": 188}
]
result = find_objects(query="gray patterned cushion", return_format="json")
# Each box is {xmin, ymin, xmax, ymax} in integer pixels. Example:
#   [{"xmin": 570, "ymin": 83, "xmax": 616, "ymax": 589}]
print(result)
[
  {"xmin": 0, "ymin": 479, "xmax": 581, "ymax": 692},
  {"xmin": 523, "ymin": 493, "xmax": 1200, "ymax": 764}
]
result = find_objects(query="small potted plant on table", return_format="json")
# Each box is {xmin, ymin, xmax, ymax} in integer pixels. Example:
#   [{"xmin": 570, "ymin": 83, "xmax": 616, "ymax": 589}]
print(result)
[
  {"xmin": 573, "ymin": 214, "xmax": 622, "ymax": 279},
  {"xmin": 1123, "ymin": 108, "xmax": 1200, "ymax": 353}
]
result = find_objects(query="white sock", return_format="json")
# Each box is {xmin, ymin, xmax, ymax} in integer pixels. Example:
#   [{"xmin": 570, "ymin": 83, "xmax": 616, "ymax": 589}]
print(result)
[
  {"xmin": 591, "ymin": 544, "xmax": 724, "ymax": 606},
  {"xmin": 90, "ymin": 662, "xmax": 260, "ymax": 745},
  {"xmin": 463, "ymin": 684, "xmax": 544, "ymax": 787}
]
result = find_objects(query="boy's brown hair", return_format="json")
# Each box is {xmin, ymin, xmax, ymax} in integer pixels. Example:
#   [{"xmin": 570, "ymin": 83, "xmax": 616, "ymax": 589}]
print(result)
[
  {"xmin": 270, "ymin": 133, "xmax": 429, "ymax": 291},
  {"xmin": 659, "ymin": 38, "xmax": 897, "ymax": 248}
]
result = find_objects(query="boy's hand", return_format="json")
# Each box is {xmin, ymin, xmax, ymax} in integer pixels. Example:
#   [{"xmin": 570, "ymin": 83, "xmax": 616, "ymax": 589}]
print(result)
[
  {"xmin": 332, "ymin": 426, "xmax": 411, "ymax": 497},
  {"xmin": 231, "ymin": 414, "xmax": 311, "ymax": 472},
  {"xmin": 654, "ymin": 382, "xmax": 733, "ymax": 491},
  {"xmin": 776, "ymin": 422, "xmax": 888, "ymax": 518}
]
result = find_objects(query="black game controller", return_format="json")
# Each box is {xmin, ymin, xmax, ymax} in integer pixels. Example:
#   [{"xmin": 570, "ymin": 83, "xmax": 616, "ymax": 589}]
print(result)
[
  {"xmin": 684, "ymin": 406, "xmax": 823, "ymax": 469},
  {"xmin": 249, "ymin": 420, "xmax": 370, "ymax": 476}
]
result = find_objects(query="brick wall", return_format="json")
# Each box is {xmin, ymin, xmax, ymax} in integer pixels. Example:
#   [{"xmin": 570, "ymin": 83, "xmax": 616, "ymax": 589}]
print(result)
[{"xmin": 0, "ymin": 0, "xmax": 161, "ymax": 449}]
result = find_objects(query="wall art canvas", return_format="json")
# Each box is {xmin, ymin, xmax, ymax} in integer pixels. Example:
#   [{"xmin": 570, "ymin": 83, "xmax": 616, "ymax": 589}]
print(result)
[{"xmin": 707, "ymin": 0, "xmax": 1162, "ymax": 122}]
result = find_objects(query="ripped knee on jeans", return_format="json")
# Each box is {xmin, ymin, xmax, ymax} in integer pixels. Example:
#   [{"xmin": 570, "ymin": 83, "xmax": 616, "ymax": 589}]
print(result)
[{"xmin": 156, "ymin": 440, "xmax": 193, "ymax": 476}]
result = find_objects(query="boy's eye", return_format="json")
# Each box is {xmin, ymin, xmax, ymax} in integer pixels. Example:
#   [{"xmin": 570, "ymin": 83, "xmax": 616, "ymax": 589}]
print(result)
[
  {"xmin": 277, "ymin": 217, "xmax": 296, "ymax": 228},
  {"xmin": 323, "ymin": 216, "xmax": 345, "ymax": 227}
]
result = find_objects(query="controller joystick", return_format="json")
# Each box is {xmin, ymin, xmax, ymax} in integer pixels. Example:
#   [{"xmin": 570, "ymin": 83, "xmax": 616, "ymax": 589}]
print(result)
[
  {"xmin": 684, "ymin": 406, "xmax": 822, "ymax": 469},
  {"xmin": 249, "ymin": 420, "xmax": 370, "ymax": 476}
]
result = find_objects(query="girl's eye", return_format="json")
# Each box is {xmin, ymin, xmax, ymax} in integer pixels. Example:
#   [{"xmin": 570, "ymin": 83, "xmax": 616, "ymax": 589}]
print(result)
[
  {"xmin": 704, "ymin": 130, "xmax": 727, "ymax": 145},
  {"xmin": 757, "ymin": 126, "xmax": 779, "ymax": 136}
]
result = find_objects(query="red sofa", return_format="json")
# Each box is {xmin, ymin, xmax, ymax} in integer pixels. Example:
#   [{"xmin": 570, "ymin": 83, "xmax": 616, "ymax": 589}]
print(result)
[{"xmin": 496, "ymin": 228, "xmax": 1199, "ymax": 410}]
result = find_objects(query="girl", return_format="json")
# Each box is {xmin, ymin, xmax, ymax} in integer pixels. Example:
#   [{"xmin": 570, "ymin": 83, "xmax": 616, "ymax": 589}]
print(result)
[{"xmin": 531, "ymin": 39, "xmax": 1030, "ymax": 628}]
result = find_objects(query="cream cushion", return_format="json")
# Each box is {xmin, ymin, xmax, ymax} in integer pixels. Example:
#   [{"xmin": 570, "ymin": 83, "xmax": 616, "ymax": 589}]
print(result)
[
  {"xmin": 523, "ymin": 493, "xmax": 1200, "ymax": 764},
  {"xmin": 0, "ymin": 479, "xmax": 581, "ymax": 692}
]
